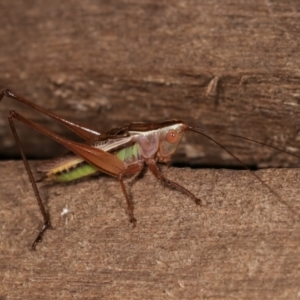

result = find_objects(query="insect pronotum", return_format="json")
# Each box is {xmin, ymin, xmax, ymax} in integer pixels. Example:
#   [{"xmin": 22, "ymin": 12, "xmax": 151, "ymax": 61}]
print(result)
[{"xmin": 1, "ymin": 89, "xmax": 299, "ymax": 249}]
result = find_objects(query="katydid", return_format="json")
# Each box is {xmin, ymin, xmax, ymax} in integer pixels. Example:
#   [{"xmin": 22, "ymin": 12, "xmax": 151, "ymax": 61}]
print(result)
[{"xmin": 1, "ymin": 89, "xmax": 299, "ymax": 250}]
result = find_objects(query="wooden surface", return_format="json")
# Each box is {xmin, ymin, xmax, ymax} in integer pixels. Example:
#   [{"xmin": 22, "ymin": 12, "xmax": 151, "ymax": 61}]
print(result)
[
  {"xmin": 1, "ymin": 1, "xmax": 300, "ymax": 299},
  {"xmin": 1, "ymin": 0, "xmax": 300, "ymax": 167},
  {"xmin": 0, "ymin": 161, "xmax": 300, "ymax": 299}
]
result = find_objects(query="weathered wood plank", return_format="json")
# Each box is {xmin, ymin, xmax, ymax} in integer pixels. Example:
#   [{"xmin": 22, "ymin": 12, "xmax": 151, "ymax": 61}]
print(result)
[
  {"xmin": 0, "ymin": 161, "xmax": 300, "ymax": 299},
  {"xmin": 1, "ymin": 1, "xmax": 300, "ymax": 167}
]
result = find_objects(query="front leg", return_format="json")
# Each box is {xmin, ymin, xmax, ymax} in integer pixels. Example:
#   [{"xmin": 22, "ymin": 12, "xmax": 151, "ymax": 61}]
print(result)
[{"xmin": 146, "ymin": 159, "xmax": 202, "ymax": 205}]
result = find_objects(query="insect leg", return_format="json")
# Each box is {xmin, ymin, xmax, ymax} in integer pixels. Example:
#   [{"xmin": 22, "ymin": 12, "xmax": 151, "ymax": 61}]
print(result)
[
  {"xmin": 118, "ymin": 176, "xmax": 136, "ymax": 225},
  {"xmin": 0, "ymin": 89, "xmax": 104, "ymax": 141},
  {"xmin": 7, "ymin": 111, "xmax": 51, "ymax": 250},
  {"xmin": 146, "ymin": 159, "xmax": 202, "ymax": 205},
  {"xmin": 6, "ymin": 109, "xmax": 126, "ymax": 249},
  {"xmin": 118, "ymin": 163, "xmax": 144, "ymax": 226},
  {"xmin": 7, "ymin": 110, "xmax": 125, "ymax": 176}
]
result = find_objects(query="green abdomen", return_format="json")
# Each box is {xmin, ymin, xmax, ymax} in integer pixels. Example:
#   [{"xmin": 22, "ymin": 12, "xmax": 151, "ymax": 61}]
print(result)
[
  {"xmin": 51, "ymin": 143, "xmax": 139, "ymax": 182},
  {"xmin": 115, "ymin": 143, "xmax": 139, "ymax": 163},
  {"xmin": 53, "ymin": 162, "xmax": 99, "ymax": 182}
]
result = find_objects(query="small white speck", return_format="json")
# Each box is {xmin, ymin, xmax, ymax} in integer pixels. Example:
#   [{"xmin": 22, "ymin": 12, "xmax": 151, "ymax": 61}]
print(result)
[
  {"xmin": 286, "ymin": 146, "xmax": 299, "ymax": 153},
  {"xmin": 206, "ymin": 76, "xmax": 220, "ymax": 97},
  {"xmin": 61, "ymin": 206, "xmax": 69, "ymax": 216},
  {"xmin": 284, "ymin": 101, "xmax": 299, "ymax": 106},
  {"xmin": 165, "ymin": 289, "xmax": 173, "ymax": 297}
]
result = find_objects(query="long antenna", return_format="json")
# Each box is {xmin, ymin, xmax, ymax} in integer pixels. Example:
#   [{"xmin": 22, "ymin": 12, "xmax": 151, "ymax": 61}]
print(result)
[
  {"xmin": 187, "ymin": 126, "xmax": 298, "ymax": 216},
  {"xmin": 188, "ymin": 125, "xmax": 300, "ymax": 160}
]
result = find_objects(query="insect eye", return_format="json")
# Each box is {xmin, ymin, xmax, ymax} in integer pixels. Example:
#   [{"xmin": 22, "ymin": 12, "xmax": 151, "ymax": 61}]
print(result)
[{"xmin": 166, "ymin": 129, "xmax": 179, "ymax": 144}]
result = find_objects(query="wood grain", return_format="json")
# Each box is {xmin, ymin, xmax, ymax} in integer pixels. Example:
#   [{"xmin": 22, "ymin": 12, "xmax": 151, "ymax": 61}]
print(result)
[
  {"xmin": 1, "ymin": 1, "xmax": 300, "ymax": 167},
  {"xmin": 1, "ymin": 161, "xmax": 300, "ymax": 299},
  {"xmin": 1, "ymin": 2, "xmax": 300, "ymax": 299}
]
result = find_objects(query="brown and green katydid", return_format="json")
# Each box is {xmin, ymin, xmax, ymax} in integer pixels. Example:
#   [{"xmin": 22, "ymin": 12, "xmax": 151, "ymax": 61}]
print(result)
[{"xmin": 1, "ymin": 89, "xmax": 299, "ymax": 250}]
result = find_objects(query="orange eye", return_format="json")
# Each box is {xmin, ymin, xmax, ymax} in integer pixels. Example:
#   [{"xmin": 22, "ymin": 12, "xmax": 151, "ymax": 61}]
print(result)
[{"xmin": 166, "ymin": 129, "xmax": 179, "ymax": 144}]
